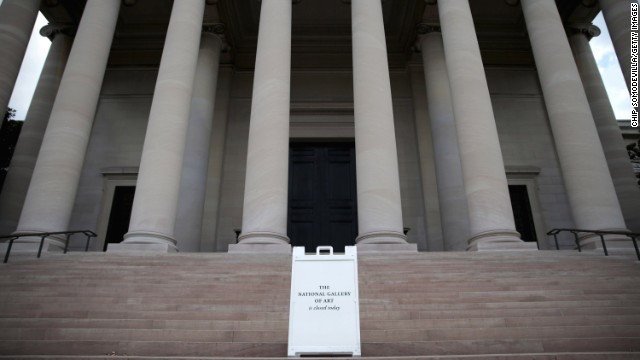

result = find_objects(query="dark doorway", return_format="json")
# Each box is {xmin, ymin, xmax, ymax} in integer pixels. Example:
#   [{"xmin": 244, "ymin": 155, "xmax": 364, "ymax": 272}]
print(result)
[
  {"xmin": 288, "ymin": 143, "xmax": 358, "ymax": 253},
  {"xmin": 103, "ymin": 186, "xmax": 136, "ymax": 251},
  {"xmin": 508, "ymin": 184, "xmax": 538, "ymax": 244}
]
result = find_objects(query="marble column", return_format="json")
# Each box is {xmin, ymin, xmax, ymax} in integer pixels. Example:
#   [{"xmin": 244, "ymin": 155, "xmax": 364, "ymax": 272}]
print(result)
[
  {"xmin": 230, "ymin": 0, "xmax": 292, "ymax": 253},
  {"xmin": 115, "ymin": 0, "xmax": 206, "ymax": 252},
  {"xmin": 13, "ymin": 0, "xmax": 120, "ymax": 250},
  {"xmin": 521, "ymin": 0, "xmax": 628, "ymax": 248},
  {"xmin": 438, "ymin": 0, "xmax": 531, "ymax": 251},
  {"xmin": 570, "ymin": 26, "xmax": 640, "ymax": 233},
  {"xmin": 419, "ymin": 30, "xmax": 470, "ymax": 251},
  {"xmin": 599, "ymin": 0, "xmax": 633, "ymax": 92},
  {"xmin": 0, "ymin": 0, "xmax": 40, "ymax": 119},
  {"xmin": 0, "ymin": 25, "xmax": 72, "ymax": 236},
  {"xmin": 351, "ymin": 0, "xmax": 415, "ymax": 251},
  {"xmin": 174, "ymin": 30, "xmax": 223, "ymax": 252}
]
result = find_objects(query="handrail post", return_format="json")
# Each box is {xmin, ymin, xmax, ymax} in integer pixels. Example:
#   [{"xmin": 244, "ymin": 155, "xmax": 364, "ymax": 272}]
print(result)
[
  {"xmin": 63, "ymin": 233, "xmax": 72, "ymax": 254},
  {"xmin": 37, "ymin": 235, "xmax": 47, "ymax": 258},
  {"xmin": 85, "ymin": 234, "xmax": 91, "ymax": 252},
  {"xmin": 630, "ymin": 235, "xmax": 640, "ymax": 261},
  {"xmin": 572, "ymin": 231, "xmax": 581, "ymax": 252},
  {"xmin": 553, "ymin": 233, "xmax": 559, "ymax": 250},
  {"xmin": 598, "ymin": 233, "xmax": 609, "ymax": 256},
  {"xmin": 3, "ymin": 237, "xmax": 18, "ymax": 263}
]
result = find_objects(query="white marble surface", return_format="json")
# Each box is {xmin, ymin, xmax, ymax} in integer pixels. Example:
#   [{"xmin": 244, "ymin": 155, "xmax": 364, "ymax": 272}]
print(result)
[
  {"xmin": 522, "ymin": 0, "xmax": 627, "ymax": 239},
  {"xmin": 438, "ymin": 0, "xmax": 522, "ymax": 248},
  {"xmin": 123, "ymin": 0, "xmax": 206, "ymax": 251},
  {"xmin": 420, "ymin": 32, "xmax": 470, "ymax": 251},
  {"xmin": 0, "ymin": 30, "xmax": 71, "ymax": 236},
  {"xmin": 570, "ymin": 31, "xmax": 640, "ymax": 233},
  {"xmin": 239, "ymin": 0, "xmax": 292, "ymax": 246},
  {"xmin": 351, "ymin": 0, "xmax": 407, "ymax": 246},
  {"xmin": 16, "ymin": 0, "xmax": 121, "ymax": 250}
]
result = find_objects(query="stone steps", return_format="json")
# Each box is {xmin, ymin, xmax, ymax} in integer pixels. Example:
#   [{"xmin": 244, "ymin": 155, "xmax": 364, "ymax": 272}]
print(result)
[
  {"xmin": 4, "ymin": 354, "xmax": 640, "ymax": 360},
  {"xmin": 0, "ymin": 251, "xmax": 638, "ymax": 357}
]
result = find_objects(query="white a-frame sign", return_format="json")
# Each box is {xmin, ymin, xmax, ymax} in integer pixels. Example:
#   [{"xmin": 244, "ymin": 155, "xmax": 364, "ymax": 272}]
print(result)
[{"xmin": 287, "ymin": 246, "xmax": 361, "ymax": 357}]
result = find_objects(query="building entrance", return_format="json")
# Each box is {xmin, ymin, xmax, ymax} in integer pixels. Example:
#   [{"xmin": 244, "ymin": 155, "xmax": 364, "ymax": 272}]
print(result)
[
  {"xmin": 508, "ymin": 184, "xmax": 538, "ymax": 244},
  {"xmin": 103, "ymin": 186, "xmax": 136, "ymax": 251},
  {"xmin": 288, "ymin": 143, "xmax": 358, "ymax": 253}
]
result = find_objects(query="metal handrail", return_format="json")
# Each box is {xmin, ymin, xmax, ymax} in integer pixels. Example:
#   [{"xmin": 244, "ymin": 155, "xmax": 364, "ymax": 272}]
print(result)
[
  {"xmin": 547, "ymin": 228, "xmax": 640, "ymax": 261},
  {"xmin": 1, "ymin": 230, "xmax": 97, "ymax": 263}
]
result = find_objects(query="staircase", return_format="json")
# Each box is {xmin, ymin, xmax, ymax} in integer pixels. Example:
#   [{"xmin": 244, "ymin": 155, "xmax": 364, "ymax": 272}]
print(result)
[{"xmin": 0, "ymin": 250, "xmax": 639, "ymax": 359}]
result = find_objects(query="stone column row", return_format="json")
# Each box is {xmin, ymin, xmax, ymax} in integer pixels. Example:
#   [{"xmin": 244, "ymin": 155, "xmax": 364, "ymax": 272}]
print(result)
[
  {"xmin": 570, "ymin": 26, "xmax": 640, "ymax": 233},
  {"xmin": 437, "ymin": 0, "xmax": 532, "ymax": 251},
  {"xmin": 2, "ymin": 0, "xmax": 223, "ymax": 254},
  {"xmin": 351, "ymin": 0, "xmax": 415, "ymax": 251},
  {"xmin": 521, "ymin": 0, "xmax": 628, "ymax": 248},
  {"xmin": 16, "ymin": 0, "xmax": 121, "ymax": 250},
  {"xmin": 115, "ymin": 0, "xmax": 207, "ymax": 252},
  {"xmin": 232, "ymin": 0, "xmax": 415, "ymax": 253},
  {"xmin": 0, "ymin": 25, "xmax": 72, "ymax": 236},
  {"xmin": 229, "ymin": 0, "xmax": 293, "ymax": 253},
  {"xmin": 419, "ymin": 30, "xmax": 470, "ymax": 251},
  {"xmin": 417, "ymin": 0, "xmax": 629, "ymax": 251}
]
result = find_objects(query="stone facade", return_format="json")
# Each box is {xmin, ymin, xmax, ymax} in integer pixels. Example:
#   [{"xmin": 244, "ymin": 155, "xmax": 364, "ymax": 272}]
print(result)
[{"xmin": 0, "ymin": 0, "xmax": 638, "ymax": 253}]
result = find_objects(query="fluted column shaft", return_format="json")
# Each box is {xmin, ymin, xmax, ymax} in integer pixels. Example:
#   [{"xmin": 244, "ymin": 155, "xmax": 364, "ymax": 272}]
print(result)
[
  {"xmin": 351, "ymin": 0, "xmax": 410, "ymax": 249},
  {"xmin": 174, "ymin": 32, "xmax": 223, "ymax": 252},
  {"xmin": 0, "ymin": 26, "xmax": 72, "ymax": 236},
  {"xmin": 235, "ymin": 0, "xmax": 292, "ymax": 251},
  {"xmin": 521, "ymin": 0, "xmax": 627, "ymax": 243},
  {"xmin": 570, "ymin": 29, "xmax": 640, "ymax": 232},
  {"xmin": 121, "ymin": 0, "xmax": 206, "ymax": 252},
  {"xmin": 599, "ymin": 0, "xmax": 634, "ymax": 92},
  {"xmin": 438, "ymin": 0, "xmax": 524, "ymax": 250},
  {"xmin": 16, "ymin": 0, "xmax": 120, "ymax": 249},
  {"xmin": 420, "ymin": 31, "xmax": 470, "ymax": 251},
  {"xmin": 0, "ymin": 0, "xmax": 40, "ymax": 118}
]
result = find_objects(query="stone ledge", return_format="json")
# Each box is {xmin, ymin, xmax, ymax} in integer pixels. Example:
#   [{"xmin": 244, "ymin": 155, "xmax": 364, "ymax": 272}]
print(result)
[
  {"xmin": 356, "ymin": 242, "xmax": 418, "ymax": 253},
  {"xmin": 106, "ymin": 243, "xmax": 177, "ymax": 253},
  {"xmin": 227, "ymin": 243, "xmax": 292, "ymax": 254},
  {"xmin": 470, "ymin": 241, "xmax": 539, "ymax": 252}
]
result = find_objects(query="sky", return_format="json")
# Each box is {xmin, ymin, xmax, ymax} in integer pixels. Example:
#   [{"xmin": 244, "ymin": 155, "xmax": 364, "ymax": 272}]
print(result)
[{"xmin": 1, "ymin": 3, "xmax": 634, "ymax": 121}]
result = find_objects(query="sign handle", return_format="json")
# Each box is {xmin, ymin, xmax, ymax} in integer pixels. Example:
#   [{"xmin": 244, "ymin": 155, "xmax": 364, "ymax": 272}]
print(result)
[{"xmin": 316, "ymin": 246, "xmax": 333, "ymax": 255}]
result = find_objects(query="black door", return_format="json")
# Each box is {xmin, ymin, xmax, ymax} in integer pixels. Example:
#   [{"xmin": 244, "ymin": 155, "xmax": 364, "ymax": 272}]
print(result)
[
  {"xmin": 103, "ymin": 186, "xmax": 136, "ymax": 251},
  {"xmin": 508, "ymin": 184, "xmax": 538, "ymax": 244},
  {"xmin": 288, "ymin": 143, "xmax": 358, "ymax": 253}
]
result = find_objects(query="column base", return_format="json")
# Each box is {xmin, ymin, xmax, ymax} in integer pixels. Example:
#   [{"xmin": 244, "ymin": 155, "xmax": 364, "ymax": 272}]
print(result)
[
  {"xmin": 107, "ymin": 231, "xmax": 178, "ymax": 253},
  {"xmin": 0, "ymin": 233, "xmax": 66, "ymax": 253},
  {"xmin": 467, "ymin": 229, "xmax": 538, "ymax": 252},
  {"xmin": 107, "ymin": 243, "xmax": 178, "ymax": 253},
  {"xmin": 228, "ymin": 243, "xmax": 292, "ymax": 254},
  {"xmin": 578, "ymin": 229, "xmax": 633, "ymax": 250},
  {"xmin": 355, "ymin": 231, "xmax": 417, "ymax": 252},
  {"xmin": 229, "ymin": 231, "xmax": 291, "ymax": 253},
  {"xmin": 356, "ymin": 243, "xmax": 418, "ymax": 253}
]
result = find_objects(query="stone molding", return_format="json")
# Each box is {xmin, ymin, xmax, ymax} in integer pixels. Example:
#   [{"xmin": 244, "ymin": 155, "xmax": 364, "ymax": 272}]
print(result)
[
  {"xmin": 237, "ymin": 231, "xmax": 290, "ymax": 245},
  {"xmin": 355, "ymin": 231, "xmax": 408, "ymax": 244},
  {"xmin": 202, "ymin": 23, "xmax": 230, "ymax": 52},
  {"xmin": 567, "ymin": 23, "xmax": 601, "ymax": 40},
  {"xmin": 39, "ymin": 23, "xmax": 75, "ymax": 40},
  {"xmin": 416, "ymin": 22, "xmax": 441, "ymax": 35}
]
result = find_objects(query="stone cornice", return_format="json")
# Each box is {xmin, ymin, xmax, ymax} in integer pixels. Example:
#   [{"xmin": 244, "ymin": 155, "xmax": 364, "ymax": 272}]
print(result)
[
  {"xmin": 202, "ymin": 23, "xmax": 231, "ymax": 52},
  {"xmin": 39, "ymin": 23, "xmax": 76, "ymax": 40},
  {"xmin": 567, "ymin": 23, "xmax": 601, "ymax": 40},
  {"xmin": 413, "ymin": 23, "xmax": 441, "ymax": 52},
  {"xmin": 416, "ymin": 22, "xmax": 441, "ymax": 35}
]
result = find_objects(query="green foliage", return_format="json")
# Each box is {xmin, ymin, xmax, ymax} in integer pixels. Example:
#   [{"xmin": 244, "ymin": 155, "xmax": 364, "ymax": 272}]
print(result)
[
  {"xmin": 0, "ymin": 107, "xmax": 23, "ymax": 192},
  {"xmin": 627, "ymin": 138, "xmax": 640, "ymax": 188}
]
